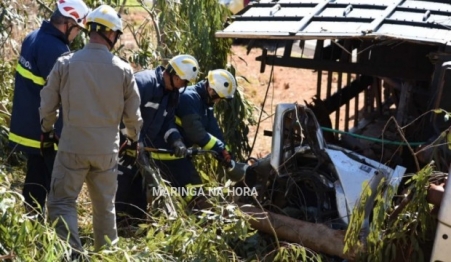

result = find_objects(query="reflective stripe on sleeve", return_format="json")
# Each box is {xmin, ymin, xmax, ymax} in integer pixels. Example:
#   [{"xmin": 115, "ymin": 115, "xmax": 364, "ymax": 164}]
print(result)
[
  {"xmin": 164, "ymin": 128, "xmax": 178, "ymax": 142},
  {"xmin": 9, "ymin": 132, "xmax": 58, "ymax": 150},
  {"xmin": 144, "ymin": 102, "xmax": 159, "ymax": 109},
  {"xmin": 16, "ymin": 64, "xmax": 46, "ymax": 86},
  {"xmin": 150, "ymin": 152, "xmax": 183, "ymax": 160},
  {"xmin": 202, "ymin": 134, "xmax": 219, "ymax": 150}
]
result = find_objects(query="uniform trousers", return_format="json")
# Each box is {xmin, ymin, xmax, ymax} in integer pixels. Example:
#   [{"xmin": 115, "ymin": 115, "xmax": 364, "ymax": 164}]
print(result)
[
  {"xmin": 47, "ymin": 151, "xmax": 118, "ymax": 252},
  {"xmin": 23, "ymin": 153, "xmax": 53, "ymax": 213}
]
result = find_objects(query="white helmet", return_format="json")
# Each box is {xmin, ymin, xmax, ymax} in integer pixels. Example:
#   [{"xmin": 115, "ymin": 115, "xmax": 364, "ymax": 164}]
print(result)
[
  {"xmin": 168, "ymin": 54, "xmax": 199, "ymax": 83},
  {"xmin": 56, "ymin": 0, "xmax": 90, "ymax": 28},
  {"xmin": 208, "ymin": 69, "xmax": 237, "ymax": 99},
  {"xmin": 86, "ymin": 5, "xmax": 123, "ymax": 33}
]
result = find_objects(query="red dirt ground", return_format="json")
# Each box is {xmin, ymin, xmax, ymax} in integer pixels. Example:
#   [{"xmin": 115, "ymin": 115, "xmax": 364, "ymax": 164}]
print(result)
[
  {"xmin": 230, "ymin": 45, "xmax": 312, "ymax": 156},
  {"xmin": 229, "ymin": 45, "xmax": 339, "ymax": 157}
]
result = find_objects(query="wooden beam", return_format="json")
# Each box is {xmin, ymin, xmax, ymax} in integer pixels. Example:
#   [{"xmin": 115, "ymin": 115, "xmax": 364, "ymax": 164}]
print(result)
[{"xmin": 256, "ymin": 55, "xmax": 431, "ymax": 81}]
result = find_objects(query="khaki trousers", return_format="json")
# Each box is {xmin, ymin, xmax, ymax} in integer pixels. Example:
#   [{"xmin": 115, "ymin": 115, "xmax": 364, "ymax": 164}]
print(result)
[{"xmin": 47, "ymin": 151, "xmax": 119, "ymax": 252}]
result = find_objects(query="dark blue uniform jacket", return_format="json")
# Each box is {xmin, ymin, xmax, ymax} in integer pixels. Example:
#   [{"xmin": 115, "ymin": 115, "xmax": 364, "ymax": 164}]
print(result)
[
  {"xmin": 9, "ymin": 21, "xmax": 66, "ymax": 154},
  {"xmin": 175, "ymin": 81, "xmax": 226, "ymax": 154},
  {"xmin": 135, "ymin": 66, "xmax": 181, "ymax": 149}
]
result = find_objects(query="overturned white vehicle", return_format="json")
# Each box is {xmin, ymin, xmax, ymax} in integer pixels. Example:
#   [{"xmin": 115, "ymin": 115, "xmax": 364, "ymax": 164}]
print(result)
[{"xmin": 227, "ymin": 103, "xmax": 406, "ymax": 259}]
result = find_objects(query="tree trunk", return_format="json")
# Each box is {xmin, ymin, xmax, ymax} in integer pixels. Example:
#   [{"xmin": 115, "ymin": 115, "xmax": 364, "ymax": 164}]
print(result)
[{"xmin": 238, "ymin": 204, "xmax": 355, "ymax": 261}]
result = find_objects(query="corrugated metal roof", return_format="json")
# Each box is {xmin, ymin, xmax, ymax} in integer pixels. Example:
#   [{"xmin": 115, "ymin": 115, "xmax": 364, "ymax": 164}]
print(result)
[{"xmin": 216, "ymin": 0, "xmax": 451, "ymax": 44}]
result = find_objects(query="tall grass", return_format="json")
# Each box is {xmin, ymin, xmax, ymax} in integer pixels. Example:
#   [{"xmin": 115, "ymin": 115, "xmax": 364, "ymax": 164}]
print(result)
[{"xmin": 0, "ymin": 0, "xmax": 266, "ymax": 261}]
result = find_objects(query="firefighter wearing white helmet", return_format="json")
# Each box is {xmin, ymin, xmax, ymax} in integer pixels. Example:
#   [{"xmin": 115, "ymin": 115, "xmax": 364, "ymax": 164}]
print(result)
[
  {"xmin": 52, "ymin": 0, "xmax": 90, "ymax": 42},
  {"xmin": 114, "ymin": 54, "xmax": 199, "ymax": 227},
  {"xmin": 166, "ymin": 54, "xmax": 200, "ymax": 94},
  {"xmin": 86, "ymin": 5, "xmax": 123, "ymax": 49},
  {"xmin": 9, "ymin": 0, "xmax": 89, "ymax": 221},
  {"xmin": 168, "ymin": 54, "xmax": 199, "ymax": 82},
  {"xmin": 174, "ymin": 68, "xmax": 238, "ymax": 170},
  {"xmin": 145, "ymin": 68, "xmax": 239, "ymax": 209},
  {"xmin": 208, "ymin": 69, "xmax": 238, "ymax": 100},
  {"xmin": 41, "ymin": 3, "xmax": 143, "ymax": 257}
]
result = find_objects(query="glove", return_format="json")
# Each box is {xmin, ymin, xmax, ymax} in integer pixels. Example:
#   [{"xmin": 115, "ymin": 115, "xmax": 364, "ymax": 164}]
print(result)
[
  {"xmin": 172, "ymin": 139, "xmax": 187, "ymax": 157},
  {"xmin": 119, "ymin": 138, "xmax": 139, "ymax": 168},
  {"xmin": 217, "ymin": 149, "xmax": 232, "ymax": 168},
  {"xmin": 40, "ymin": 130, "xmax": 59, "ymax": 157}
]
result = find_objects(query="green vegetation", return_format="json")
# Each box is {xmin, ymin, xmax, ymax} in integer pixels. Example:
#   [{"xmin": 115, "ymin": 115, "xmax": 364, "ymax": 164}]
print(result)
[
  {"xmin": 345, "ymin": 164, "xmax": 441, "ymax": 262},
  {"xmin": 0, "ymin": 0, "xmax": 261, "ymax": 261},
  {"xmin": 0, "ymin": 0, "xmax": 446, "ymax": 261}
]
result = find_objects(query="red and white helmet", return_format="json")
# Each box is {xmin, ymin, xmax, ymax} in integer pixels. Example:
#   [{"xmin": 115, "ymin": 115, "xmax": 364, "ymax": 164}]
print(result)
[
  {"xmin": 208, "ymin": 69, "xmax": 237, "ymax": 99},
  {"xmin": 56, "ymin": 0, "xmax": 90, "ymax": 28}
]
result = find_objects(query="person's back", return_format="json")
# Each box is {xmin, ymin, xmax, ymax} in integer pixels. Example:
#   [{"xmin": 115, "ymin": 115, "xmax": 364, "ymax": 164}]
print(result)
[
  {"xmin": 53, "ymin": 44, "xmax": 136, "ymax": 154},
  {"xmin": 176, "ymin": 84, "xmax": 224, "ymax": 148},
  {"xmin": 175, "ymin": 69, "xmax": 237, "ymax": 162}
]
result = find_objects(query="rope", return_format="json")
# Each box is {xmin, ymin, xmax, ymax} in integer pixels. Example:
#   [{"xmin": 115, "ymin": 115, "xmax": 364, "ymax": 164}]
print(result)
[{"xmin": 320, "ymin": 127, "xmax": 425, "ymax": 146}]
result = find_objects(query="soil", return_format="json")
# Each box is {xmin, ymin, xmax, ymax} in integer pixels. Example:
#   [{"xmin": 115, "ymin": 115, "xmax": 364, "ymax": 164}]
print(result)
[{"xmin": 230, "ymin": 44, "xmax": 328, "ymax": 157}]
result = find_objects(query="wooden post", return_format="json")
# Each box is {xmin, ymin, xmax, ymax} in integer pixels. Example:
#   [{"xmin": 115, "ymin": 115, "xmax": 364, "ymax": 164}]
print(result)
[{"xmin": 396, "ymin": 81, "xmax": 413, "ymax": 126}]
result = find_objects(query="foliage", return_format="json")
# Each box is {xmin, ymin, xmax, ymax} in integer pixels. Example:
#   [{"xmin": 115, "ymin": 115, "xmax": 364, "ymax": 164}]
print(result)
[
  {"xmin": 215, "ymin": 64, "xmax": 256, "ymax": 161},
  {"xmin": 0, "ymin": 0, "xmax": 25, "ymax": 114},
  {"xmin": 345, "ymin": 163, "xmax": 438, "ymax": 262},
  {"xmin": 0, "ymin": 168, "xmax": 73, "ymax": 261},
  {"xmin": 0, "ymin": 0, "xmax": 261, "ymax": 261},
  {"xmin": 152, "ymin": 0, "xmax": 232, "ymax": 74},
  {"xmin": 0, "ymin": 163, "xmax": 257, "ymax": 261}
]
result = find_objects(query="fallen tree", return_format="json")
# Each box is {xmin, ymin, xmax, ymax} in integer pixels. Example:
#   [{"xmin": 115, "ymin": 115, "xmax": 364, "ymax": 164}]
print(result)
[{"xmin": 238, "ymin": 203, "xmax": 355, "ymax": 261}]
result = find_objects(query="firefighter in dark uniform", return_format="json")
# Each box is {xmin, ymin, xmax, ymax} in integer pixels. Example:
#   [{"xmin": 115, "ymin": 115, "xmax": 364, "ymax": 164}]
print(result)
[
  {"xmin": 115, "ymin": 54, "xmax": 200, "ymax": 226},
  {"xmin": 175, "ymin": 69, "xmax": 237, "ymax": 163},
  {"xmin": 9, "ymin": 0, "xmax": 89, "ymax": 215},
  {"xmin": 170, "ymin": 69, "xmax": 237, "ymax": 186}
]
